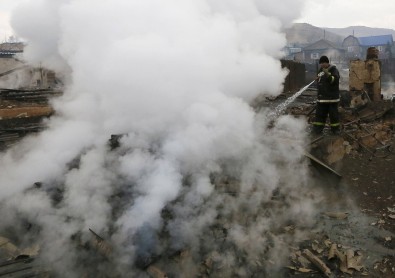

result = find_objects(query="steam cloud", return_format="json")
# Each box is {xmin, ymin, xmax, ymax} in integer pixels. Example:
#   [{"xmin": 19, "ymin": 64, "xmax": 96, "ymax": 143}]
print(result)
[{"xmin": 0, "ymin": 0, "xmax": 318, "ymax": 276}]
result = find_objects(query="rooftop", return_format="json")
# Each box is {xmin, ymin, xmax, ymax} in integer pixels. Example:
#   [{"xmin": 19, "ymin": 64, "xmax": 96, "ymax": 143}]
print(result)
[{"xmin": 358, "ymin": 34, "xmax": 394, "ymax": 46}]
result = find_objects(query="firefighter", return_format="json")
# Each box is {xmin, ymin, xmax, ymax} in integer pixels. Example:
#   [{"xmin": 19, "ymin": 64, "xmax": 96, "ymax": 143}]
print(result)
[{"xmin": 312, "ymin": 55, "xmax": 341, "ymax": 135}]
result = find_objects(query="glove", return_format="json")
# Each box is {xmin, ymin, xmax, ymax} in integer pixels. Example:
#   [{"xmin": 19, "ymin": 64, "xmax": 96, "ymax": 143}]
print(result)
[
  {"xmin": 322, "ymin": 68, "xmax": 331, "ymax": 76},
  {"xmin": 317, "ymin": 71, "xmax": 325, "ymax": 77}
]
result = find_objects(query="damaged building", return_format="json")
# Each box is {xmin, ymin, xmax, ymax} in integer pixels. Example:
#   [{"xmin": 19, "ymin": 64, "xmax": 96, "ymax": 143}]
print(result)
[
  {"xmin": 0, "ymin": 2, "xmax": 395, "ymax": 276},
  {"xmin": 0, "ymin": 42, "xmax": 61, "ymax": 150},
  {"xmin": 0, "ymin": 39, "xmax": 394, "ymax": 277}
]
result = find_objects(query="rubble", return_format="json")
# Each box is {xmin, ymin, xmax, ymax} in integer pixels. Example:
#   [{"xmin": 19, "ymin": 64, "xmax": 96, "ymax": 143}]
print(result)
[
  {"xmin": 264, "ymin": 80, "xmax": 395, "ymax": 276},
  {"xmin": 0, "ymin": 89, "xmax": 61, "ymax": 150},
  {"xmin": 288, "ymin": 238, "xmax": 370, "ymax": 277},
  {"xmin": 309, "ymin": 136, "xmax": 346, "ymax": 165},
  {"xmin": 322, "ymin": 212, "xmax": 349, "ymax": 220},
  {"xmin": 0, "ymin": 92, "xmax": 393, "ymax": 276},
  {"xmin": 0, "ymin": 56, "xmax": 394, "ymax": 276},
  {"xmin": 88, "ymin": 228, "xmax": 113, "ymax": 258},
  {"xmin": 0, "ymin": 236, "xmax": 47, "ymax": 277},
  {"xmin": 302, "ymin": 249, "xmax": 332, "ymax": 277},
  {"xmin": 147, "ymin": 265, "xmax": 168, "ymax": 278}
]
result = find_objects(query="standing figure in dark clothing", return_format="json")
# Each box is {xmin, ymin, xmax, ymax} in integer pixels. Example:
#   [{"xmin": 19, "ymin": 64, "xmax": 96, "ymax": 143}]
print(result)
[{"xmin": 312, "ymin": 55, "xmax": 341, "ymax": 135}]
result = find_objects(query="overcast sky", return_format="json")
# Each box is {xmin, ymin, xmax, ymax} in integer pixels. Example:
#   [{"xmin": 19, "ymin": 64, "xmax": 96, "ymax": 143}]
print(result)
[
  {"xmin": 295, "ymin": 0, "xmax": 395, "ymax": 30},
  {"xmin": 0, "ymin": 0, "xmax": 24, "ymax": 40},
  {"xmin": 1, "ymin": 0, "xmax": 395, "ymax": 42}
]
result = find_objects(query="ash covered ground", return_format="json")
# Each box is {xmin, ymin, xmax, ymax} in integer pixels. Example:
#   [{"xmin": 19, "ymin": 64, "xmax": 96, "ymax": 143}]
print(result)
[
  {"xmin": 0, "ymin": 1, "xmax": 394, "ymax": 277},
  {"xmin": 269, "ymin": 91, "xmax": 395, "ymax": 277},
  {"xmin": 0, "ymin": 93, "xmax": 394, "ymax": 278}
]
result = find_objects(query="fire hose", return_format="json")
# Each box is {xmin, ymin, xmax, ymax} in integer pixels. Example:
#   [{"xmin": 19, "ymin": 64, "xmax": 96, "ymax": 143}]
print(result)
[{"xmin": 269, "ymin": 79, "xmax": 316, "ymax": 120}]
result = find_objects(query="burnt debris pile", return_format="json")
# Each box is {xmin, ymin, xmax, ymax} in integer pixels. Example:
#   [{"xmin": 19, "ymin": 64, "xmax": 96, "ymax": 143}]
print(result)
[
  {"xmin": 0, "ymin": 133, "xmax": 321, "ymax": 277},
  {"xmin": 0, "ymin": 88, "xmax": 61, "ymax": 150}
]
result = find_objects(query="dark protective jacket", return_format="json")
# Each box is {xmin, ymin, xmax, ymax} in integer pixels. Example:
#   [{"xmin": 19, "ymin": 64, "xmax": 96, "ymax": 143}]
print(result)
[{"xmin": 317, "ymin": 65, "xmax": 340, "ymax": 102}]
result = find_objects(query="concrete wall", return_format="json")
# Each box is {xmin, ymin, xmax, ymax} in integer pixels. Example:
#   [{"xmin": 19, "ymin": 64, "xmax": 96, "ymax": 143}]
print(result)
[
  {"xmin": 0, "ymin": 58, "xmax": 57, "ymax": 89},
  {"xmin": 0, "ymin": 57, "xmax": 24, "ymax": 73}
]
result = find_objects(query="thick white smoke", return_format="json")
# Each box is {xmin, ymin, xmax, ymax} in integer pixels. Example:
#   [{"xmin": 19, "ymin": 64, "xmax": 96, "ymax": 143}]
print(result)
[{"xmin": 0, "ymin": 0, "xmax": 316, "ymax": 276}]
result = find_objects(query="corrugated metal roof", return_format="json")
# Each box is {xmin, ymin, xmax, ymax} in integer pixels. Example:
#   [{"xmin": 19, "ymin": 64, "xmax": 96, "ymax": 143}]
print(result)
[{"xmin": 358, "ymin": 35, "xmax": 393, "ymax": 46}]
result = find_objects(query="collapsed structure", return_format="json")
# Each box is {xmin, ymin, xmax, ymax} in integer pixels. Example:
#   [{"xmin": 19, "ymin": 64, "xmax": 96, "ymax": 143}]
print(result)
[
  {"xmin": 0, "ymin": 42, "xmax": 61, "ymax": 150},
  {"xmin": 349, "ymin": 47, "xmax": 383, "ymax": 103},
  {"xmin": 0, "ymin": 40, "xmax": 394, "ymax": 277}
]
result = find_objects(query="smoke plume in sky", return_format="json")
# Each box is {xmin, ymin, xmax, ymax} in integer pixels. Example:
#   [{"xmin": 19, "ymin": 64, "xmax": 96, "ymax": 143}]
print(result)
[{"xmin": 0, "ymin": 0, "xmax": 319, "ymax": 276}]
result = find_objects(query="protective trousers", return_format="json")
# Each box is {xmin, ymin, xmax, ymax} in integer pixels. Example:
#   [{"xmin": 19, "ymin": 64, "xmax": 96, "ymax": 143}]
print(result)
[{"xmin": 312, "ymin": 102, "xmax": 340, "ymax": 134}]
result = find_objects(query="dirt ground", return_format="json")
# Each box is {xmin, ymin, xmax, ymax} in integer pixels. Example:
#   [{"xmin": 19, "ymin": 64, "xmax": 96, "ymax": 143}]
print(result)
[
  {"xmin": 288, "ymin": 109, "xmax": 395, "ymax": 277},
  {"xmin": 335, "ymin": 136, "xmax": 395, "ymax": 277},
  {"xmin": 0, "ymin": 100, "xmax": 53, "ymax": 119},
  {"xmin": 340, "ymin": 140, "xmax": 395, "ymax": 235},
  {"xmin": 1, "ymin": 96, "xmax": 394, "ymax": 277},
  {"xmin": 336, "ymin": 110, "xmax": 395, "ymax": 233}
]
